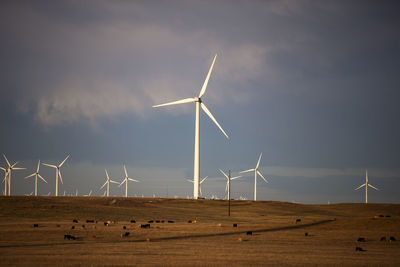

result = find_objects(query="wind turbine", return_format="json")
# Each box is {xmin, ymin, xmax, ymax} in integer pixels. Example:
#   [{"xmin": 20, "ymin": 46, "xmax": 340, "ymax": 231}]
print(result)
[
  {"xmin": 153, "ymin": 54, "xmax": 229, "ymax": 199},
  {"xmin": 42, "ymin": 155, "xmax": 69, "ymax": 197},
  {"xmin": 100, "ymin": 169, "xmax": 119, "ymax": 197},
  {"xmin": 119, "ymin": 165, "xmax": 140, "ymax": 198},
  {"xmin": 3, "ymin": 154, "xmax": 25, "ymax": 196},
  {"xmin": 186, "ymin": 176, "xmax": 208, "ymax": 197},
  {"xmin": 25, "ymin": 160, "xmax": 48, "ymax": 196},
  {"xmin": 240, "ymin": 153, "xmax": 268, "ymax": 201},
  {"xmin": 84, "ymin": 190, "xmax": 92, "ymax": 197},
  {"xmin": 355, "ymin": 170, "xmax": 379, "ymax": 204},
  {"xmin": 0, "ymin": 166, "xmax": 8, "ymax": 196},
  {"xmin": 219, "ymin": 169, "xmax": 241, "ymax": 200}
]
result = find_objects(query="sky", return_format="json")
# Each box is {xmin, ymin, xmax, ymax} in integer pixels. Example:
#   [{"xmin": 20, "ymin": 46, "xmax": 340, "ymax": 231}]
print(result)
[{"xmin": 1, "ymin": 0, "xmax": 399, "ymax": 203}]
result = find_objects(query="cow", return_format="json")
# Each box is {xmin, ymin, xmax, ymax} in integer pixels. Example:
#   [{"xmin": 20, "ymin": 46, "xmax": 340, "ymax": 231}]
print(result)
[
  {"xmin": 233, "ymin": 224, "xmax": 238, "ymax": 228},
  {"xmin": 141, "ymin": 224, "xmax": 150, "ymax": 229},
  {"xmin": 390, "ymin": 236, "xmax": 396, "ymax": 242},
  {"xmin": 357, "ymin": 237, "xmax": 366, "ymax": 242},
  {"xmin": 86, "ymin": 220, "xmax": 95, "ymax": 223},
  {"xmin": 148, "ymin": 220, "xmax": 154, "ymax": 223},
  {"xmin": 82, "ymin": 225, "xmax": 86, "ymax": 229},
  {"xmin": 155, "ymin": 220, "xmax": 160, "ymax": 223},
  {"xmin": 71, "ymin": 226, "xmax": 75, "ymax": 230},
  {"xmin": 130, "ymin": 220, "xmax": 136, "ymax": 223},
  {"xmin": 73, "ymin": 219, "xmax": 78, "ymax": 223},
  {"xmin": 104, "ymin": 222, "xmax": 109, "ymax": 226},
  {"xmin": 123, "ymin": 226, "xmax": 127, "ymax": 230},
  {"xmin": 33, "ymin": 224, "xmax": 39, "ymax": 228},
  {"xmin": 64, "ymin": 234, "xmax": 76, "ymax": 240},
  {"xmin": 246, "ymin": 231, "xmax": 252, "ymax": 235},
  {"xmin": 295, "ymin": 219, "xmax": 301, "ymax": 224},
  {"xmin": 168, "ymin": 220, "xmax": 175, "ymax": 223},
  {"xmin": 305, "ymin": 232, "xmax": 309, "ymax": 237},
  {"xmin": 355, "ymin": 247, "xmax": 366, "ymax": 252},
  {"xmin": 121, "ymin": 232, "xmax": 130, "ymax": 238},
  {"xmin": 380, "ymin": 236, "xmax": 386, "ymax": 241}
]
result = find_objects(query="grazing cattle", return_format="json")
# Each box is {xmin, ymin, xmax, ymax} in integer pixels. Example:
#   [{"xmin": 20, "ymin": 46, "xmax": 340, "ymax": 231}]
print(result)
[
  {"xmin": 141, "ymin": 224, "xmax": 150, "ymax": 229},
  {"xmin": 33, "ymin": 224, "xmax": 39, "ymax": 228},
  {"xmin": 355, "ymin": 247, "xmax": 366, "ymax": 252},
  {"xmin": 386, "ymin": 215, "xmax": 391, "ymax": 218},
  {"xmin": 104, "ymin": 222, "xmax": 109, "ymax": 226},
  {"xmin": 357, "ymin": 237, "xmax": 366, "ymax": 242},
  {"xmin": 168, "ymin": 220, "xmax": 175, "ymax": 223},
  {"xmin": 155, "ymin": 220, "xmax": 160, "ymax": 223},
  {"xmin": 121, "ymin": 232, "xmax": 130, "ymax": 238},
  {"xmin": 123, "ymin": 226, "xmax": 127, "ymax": 230},
  {"xmin": 71, "ymin": 226, "xmax": 75, "ymax": 230},
  {"xmin": 390, "ymin": 236, "xmax": 396, "ymax": 242},
  {"xmin": 246, "ymin": 231, "xmax": 252, "ymax": 235},
  {"xmin": 130, "ymin": 220, "xmax": 136, "ymax": 223},
  {"xmin": 161, "ymin": 220, "xmax": 165, "ymax": 223},
  {"xmin": 379, "ymin": 214, "xmax": 384, "ymax": 218},
  {"xmin": 86, "ymin": 220, "xmax": 95, "ymax": 223},
  {"xmin": 64, "ymin": 234, "xmax": 76, "ymax": 240},
  {"xmin": 73, "ymin": 219, "xmax": 78, "ymax": 223},
  {"xmin": 233, "ymin": 224, "xmax": 238, "ymax": 228},
  {"xmin": 295, "ymin": 219, "xmax": 301, "ymax": 224},
  {"xmin": 380, "ymin": 236, "xmax": 386, "ymax": 241},
  {"xmin": 188, "ymin": 220, "xmax": 193, "ymax": 223},
  {"xmin": 82, "ymin": 225, "xmax": 85, "ymax": 229},
  {"xmin": 305, "ymin": 232, "xmax": 308, "ymax": 237},
  {"xmin": 148, "ymin": 220, "xmax": 154, "ymax": 223}
]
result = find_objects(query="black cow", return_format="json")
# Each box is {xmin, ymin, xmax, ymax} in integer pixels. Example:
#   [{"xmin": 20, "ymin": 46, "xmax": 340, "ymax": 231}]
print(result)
[
  {"xmin": 141, "ymin": 224, "xmax": 150, "ymax": 229},
  {"xmin": 104, "ymin": 222, "xmax": 109, "ymax": 226},
  {"xmin": 355, "ymin": 247, "xmax": 366, "ymax": 252},
  {"xmin": 233, "ymin": 224, "xmax": 238, "ymax": 228},
  {"xmin": 380, "ymin": 236, "xmax": 386, "ymax": 241},
  {"xmin": 64, "ymin": 234, "xmax": 76, "ymax": 240},
  {"xmin": 246, "ymin": 231, "xmax": 253, "ymax": 235},
  {"xmin": 123, "ymin": 226, "xmax": 127, "ymax": 230},
  {"xmin": 73, "ymin": 219, "xmax": 78, "ymax": 223},
  {"xmin": 130, "ymin": 220, "xmax": 136, "ymax": 223},
  {"xmin": 71, "ymin": 226, "xmax": 75, "ymax": 230},
  {"xmin": 390, "ymin": 236, "xmax": 396, "ymax": 242},
  {"xmin": 305, "ymin": 232, "xmax": 309, "ymax": 237},
  {"xmin": 295, "ymin": 219, "xmax": 301, "ymax": 223},
  {"xmin": 168, "ymin": 220, "xmax": 175, "ymax": 223},
  {"xmin": 155, "ymin": 220, "xmax": 160, "ymax": 223},
  {"xmin": 121, "ymin": 232, "xmax": 130, "ymax": 237},
  {"xmin": 33, "ymin": 224, "xmax": 39, "ymax": 228},
  {"xmin": 357, "ymin": 237, "xmax": 366, "ymax": 242},
  {"xmin": 86, "ymin": 220, "xmax": 95, "ymax": 223}
]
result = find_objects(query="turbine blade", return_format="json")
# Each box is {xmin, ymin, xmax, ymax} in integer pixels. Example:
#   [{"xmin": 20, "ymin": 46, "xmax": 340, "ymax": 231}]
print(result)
[
  {"xmin": 152, "ymin": 98, "xmax": 195, "ymax": 108},
  {"xmin": 240, "ymin": 169, "xmax": 255, "ymax": 174},
  {"xmin": 186, "ymin": 179, "xmax": 194, "ymax": 183},
  {"xmin": 124, "ymin": 165, "xmax": 128, "ymax": 178},
  {"xmin": 105, "ymin": 169, "xmax": 110, "ymax": 180},
  {"xmin": 100, "ymin": 181, "xmax": 107, "ymax": 189},
  {"xmin": 119, "ymin": 179, "xmax": 126, "ymax": 187},
  {"xmin": 257, "ymin": 170, "xmax": 268, "ymax": 183},
  {"xmin": 3, "ymin": 154, "xmax": 10, "ymax": 167},
  {"xmin": 198, "ymin": 54, "xmax": 217, "ymax": 98},
  {"xmin": 201, "ymin": 103, "xmax": 229, "ymax": 139},
  {"xmin": 368, "ymin": 184, "xmax": 379, "ymax": 191},
  {"xmin": 110, "ymin": 180, "xmax": 119, "ymax": 184},
  {"xmin": 128, "ymin": 178, "xmax": 139, "ymax": 182},
  {"xmin": 59, "ymin": 171, "xmax": 63, "ymax": 184},
  {"xmin": 256, "ymin": 153, "xmax": 263, "ymax": 169},
  {"xmin": 219, "ymin": 169, "xmax": 229, "ymax": 179},
  {"xmin": 24, "ymin": 173, "xmax": 36, "ymax": 179},
  {"xmin": 11, "ymin": 161, "xmax": 19, "ymax": 168},
  {"xmin": 200, "ymin": 176, "xmax": 208, "ymax": 184},
  {"xmin": 12, "ymin": 167, "xmax": 25, "ymax": 170},
  {"xmin": 59, "ymin": 155, "xmax": 70, "ymax": 167},
  {"xmin": 354, "ymin": 183, "xmax": 366, "ymax": 190},
  {"xmin": 199, "ymin": 186, "xmax": 202, "ymax": 196},
  {"xmin": 231, "ymin": 176, "xmax": 242, "ymax": 180},
  {"xmin": 0, "ymin": 167, "xmax": 5, "ymax": 171},
  {"xmin": 42, "ymin": 163, "xmax": 57, "ymax": 168},
  {"xmin": 38, "ymin": 174, "xmax": 47, "ymax": 183},
  {"xmin": 36, "ymin": 160, "xmax": 41, "ymax": 173}
]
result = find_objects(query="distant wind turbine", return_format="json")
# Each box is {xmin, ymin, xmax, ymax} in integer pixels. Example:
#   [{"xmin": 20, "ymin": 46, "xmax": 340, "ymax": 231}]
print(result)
[
  {"xmin": 100, "ymin": 169, "xmax": 119, "ymax": 197},
  {"xmin": 219, "ymin": 169, "xmax": 241, "ymax": 200},
  {"xmin": 84, "ymin": 190, "xmax": 92, "ymax": 197},
  {"xmin": 355, "ymin": 170, "xmax": 379, "ymax": 204},
  {"xmin": 25, "ymin": 160, "xmax": 48, "ymax": 196},
  {"xmin": 119, "ymin": 165, "xmax": 140, "ymax": 198},
  {"xmin": 153, "ymin": 54, "xmax": 229, "ymax": 199},
  {"xmin": 3, "ymin": 154, "xmax": 25, "ymax": 196},
  {"xmin": 186, "ymin": 176, "xmax": 208, "ymax": 197},
  {"xmin": 240, "ymin": 153, "xmax": 268, "ymax": 201},
  {"xmin": 42, "ymin": 155, "xmax": 69, "ymax": 197}
]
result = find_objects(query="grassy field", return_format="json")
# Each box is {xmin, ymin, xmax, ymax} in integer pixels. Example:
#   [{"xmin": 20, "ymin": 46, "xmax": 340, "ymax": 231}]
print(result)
[{"xmin": 0, "ymin": 196, "xmax": 399, "ymax": 266}]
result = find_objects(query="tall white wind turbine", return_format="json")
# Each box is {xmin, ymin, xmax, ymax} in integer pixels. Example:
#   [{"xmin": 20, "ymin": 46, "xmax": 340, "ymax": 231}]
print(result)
[
  {"xmin": 186, "ymin": 176, "xmax": 208, "ymax": 197},
  {"xmin": 3, "ymin": 154, "xmax": 25, "ymax": 196},
  {"xmin": 119, "ymin": 165, "xmax": 140, "ymax": 198},
  {"xmin": 219, "ymin": 169, "xmax": 242, "ymax": 200},
  {"xmin": 240, "ymin": 153, "xmax": 268, "ymax": 201},
  {"xmin": 355, "ymin": 170, "xmax": 379, "ymax": 204},
  {"xmin": 100, "ymin": 169, "xmax": 119, "ymax": 197},
  {"xmin": 153, "ymin": 54, "xmax": 229, "ymax": 199},
  {"xmin": 42, "ymin": 155, "xmax": 69, "ymax": 197},
  {"xmin": 25, "ymin": 160, "xmax": 47, "ymax": 196}
]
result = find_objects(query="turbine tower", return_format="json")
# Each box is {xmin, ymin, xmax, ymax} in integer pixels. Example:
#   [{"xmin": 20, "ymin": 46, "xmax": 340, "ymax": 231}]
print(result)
[
  {"xmin": 0, "ymin": 166, "xmax": 8, "ymax": 196},
  {"xmin": 42, "ymin": 155, "xmax": 69, "ymax": 197},
  {"xmin": 355, "ymin": 170, "xmax": 379, "ymax": 203},
  {"xmin": 100, "ymin": 169, "xmax": 119, "ymax": 197},
  {"xmin": 3, "ymin": 154, "xmax": 25, "ymax": 196},
  {"xmin": 25, "ymin": 160, "xmax": 48, "ymax": 196},
  {"xmin": 153, "ymin": 54, "xmax": 229, "ymax": 199},
  {"xmin": 186, "ymin": 176, "xmax": 208, "ymax": 197},
  {"xmin": 119, "ymin": 165, "xmax": 140, "ymax": 198},
  {"xmin": 240, "ymin": 153, "xmax": 268, "ymax": 201},
  {"xmin": 219, "ymin": 169, "xmax": 241, "ymax": 200}
]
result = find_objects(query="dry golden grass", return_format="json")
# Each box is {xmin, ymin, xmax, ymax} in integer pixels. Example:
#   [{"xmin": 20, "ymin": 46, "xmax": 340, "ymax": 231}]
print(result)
[{"xmin": 0, "ymin": 196, "xmax": 399, "ymax": 266}]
